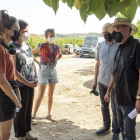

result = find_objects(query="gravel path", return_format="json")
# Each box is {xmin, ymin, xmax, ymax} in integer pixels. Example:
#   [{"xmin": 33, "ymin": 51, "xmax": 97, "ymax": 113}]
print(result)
[{"xmin": 10, "ymin": 54, "xmax": 140, "ymax": 140}]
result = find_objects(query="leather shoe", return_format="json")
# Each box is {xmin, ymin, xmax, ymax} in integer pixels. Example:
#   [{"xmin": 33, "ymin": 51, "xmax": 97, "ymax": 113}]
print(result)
[
  {"xmin": 111, "ymin": 133, "xmax": 119, "ymax": 140},
  {"xmin": 96, "ymin": 126, "xmax": 110, "ymax": 135}
]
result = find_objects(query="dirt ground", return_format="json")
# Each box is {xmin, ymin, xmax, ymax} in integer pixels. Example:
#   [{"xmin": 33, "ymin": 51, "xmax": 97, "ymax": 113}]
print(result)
[{"xmin": 10, "ymin": 54, "xmax": 140, "ymax": 140}]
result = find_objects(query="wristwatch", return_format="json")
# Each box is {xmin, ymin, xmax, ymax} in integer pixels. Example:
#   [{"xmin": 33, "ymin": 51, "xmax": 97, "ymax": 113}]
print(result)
[{"xmin": 136, "ymin": 94, "xmax": 140, "ymax": 100}]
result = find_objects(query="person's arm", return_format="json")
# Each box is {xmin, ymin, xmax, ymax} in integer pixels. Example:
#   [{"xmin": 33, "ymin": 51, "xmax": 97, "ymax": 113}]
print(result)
[
  {"xmin": 34, "ymin": 62, "xmax": 38, "ymax": 82},
  {"xmin": 136, "ymin": 69, "xmax": 140, "ymax": 114},
  {"xmin": 104, "ymin": 75, "xmax": 114, "ymax": 102},
  {"xmin": 92, "ymin": 44, "xmax": 100, "ymax": 89},
  {"xmin": 12, "ymin": 55, "xmax": 37, "ymax": 88},
  {"xmin": 32, "ymin": 45, "xmax": 39, "ymax": 55},
  {"xmin": 0, "ymin": 73, "xmax": 22, "ymax": 110},
  {"xmin": 56, "ymin": 51, "xmax": 62, "ymax": 61},
  {"xmin": 92, "ymin": 61, "xmax": 100, "ymax": 89},
  {"xmin": 34, "ymin": 56, "xmax": 40, "ymax": 66}
]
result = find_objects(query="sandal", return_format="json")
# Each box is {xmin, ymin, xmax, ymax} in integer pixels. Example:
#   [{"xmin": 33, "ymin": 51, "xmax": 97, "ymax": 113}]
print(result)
[
  {"xmin": 31, "ymin": 117, "xmax": 37, "ymax": 125},
  {"xmin": 46, "ymin": 115, "xmax": 55, "ymax": 122}
]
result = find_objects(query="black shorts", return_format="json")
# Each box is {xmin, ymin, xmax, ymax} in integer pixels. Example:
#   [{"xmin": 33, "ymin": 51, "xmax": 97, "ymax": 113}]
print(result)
[{"xmin": 0, "ymin": 82, "xmax": 17, "ymax": 122}]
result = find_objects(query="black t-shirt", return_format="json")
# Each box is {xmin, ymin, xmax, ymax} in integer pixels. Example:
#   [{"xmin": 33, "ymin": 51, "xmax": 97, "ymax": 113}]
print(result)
[
  {"xmin": 113, "ymin": 36, "xmax": 140, "ymax": 106},
  {"xmin": 11, "ymin": 42, "xmax": 35, "ymax": 87}
]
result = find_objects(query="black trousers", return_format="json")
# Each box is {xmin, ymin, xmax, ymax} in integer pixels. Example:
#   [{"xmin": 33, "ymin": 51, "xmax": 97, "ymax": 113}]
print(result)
[
  {"xmin": 14, "ymin": 86, "xmax": 34, "ymax": 137},
  {"xmin": 98, "ymin": 82, "xmax": 120, "ymax": 133}
]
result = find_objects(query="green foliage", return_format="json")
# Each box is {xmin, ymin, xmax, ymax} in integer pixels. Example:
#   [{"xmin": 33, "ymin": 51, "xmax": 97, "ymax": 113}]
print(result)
[
  {"xmin": 55, "ymin": 38, "xmax": 84, "ymax": 49},
  {"xmin": 27, "ymin": 36, "xmax": 84, "ymax": 56},
  {"xmin": 133, "ymin": 19, "xmax": 140, "ymax": 38},
  {"xmin": 43, "ymin": 0, "xmax": 139, "ymax": 22},
  {"xmin": 27, "ymin": 36, "xmax": 46, "ymax": 56},
  {"xmin": 117, "ymin": 13, "xmax": 126, "ymax": 18}
]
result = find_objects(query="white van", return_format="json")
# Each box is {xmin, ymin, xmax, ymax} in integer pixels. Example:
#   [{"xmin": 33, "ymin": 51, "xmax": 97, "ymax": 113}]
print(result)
[
  {"xmin": 61, "ymin": 44, "xmax": 74, "ymax": 54},
  {"xmin": 79, "ymin": 36, "xmax": 104, "ymax": 58}
]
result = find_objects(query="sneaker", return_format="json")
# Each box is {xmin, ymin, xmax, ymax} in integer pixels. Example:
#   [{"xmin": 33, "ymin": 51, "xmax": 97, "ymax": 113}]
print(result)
[
  {"xmin": 17, "ymin": 138, "xmax": 25, "ymax": 140},
  {"xmin": 96, "ymin": 126, "xmax": 110, "ymax": 135},
  {"xmin": 111, "ymin": 133, "xmax": 119, "ymax": 140},
  {"xmin": 46, "ymin": 114, "xmax": 55, "ymax": 122},
  {"xmin": 25, "ymin": 132, "xmax": 38, "ymax": 140}
]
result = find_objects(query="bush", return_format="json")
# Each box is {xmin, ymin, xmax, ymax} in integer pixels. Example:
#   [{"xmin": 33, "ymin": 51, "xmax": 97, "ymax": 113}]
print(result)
[{"xmin": 27, "ymin": 36, "xmax": 84, "ymax": 56}]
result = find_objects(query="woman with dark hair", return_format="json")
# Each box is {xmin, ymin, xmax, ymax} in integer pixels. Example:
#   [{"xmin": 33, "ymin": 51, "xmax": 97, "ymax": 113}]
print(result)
[
  {"xmin": 0, "ymin": 10, "xmax": 37, "ymax": 140},
  {"xmin": 11, "ymin": 19, "xmax": 38, "ymax": 140},
  {"xmin": 31, "ymin": 28, "xmax": 62, "ymax": 123}
]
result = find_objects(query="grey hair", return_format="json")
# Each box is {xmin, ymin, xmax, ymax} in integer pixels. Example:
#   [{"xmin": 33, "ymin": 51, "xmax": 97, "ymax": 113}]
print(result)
[{"xmin": 102, "ymin": 23, "xmax": 111, "ymax": 32}]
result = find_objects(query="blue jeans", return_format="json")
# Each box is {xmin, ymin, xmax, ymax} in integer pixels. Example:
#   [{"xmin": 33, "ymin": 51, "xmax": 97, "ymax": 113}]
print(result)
[
  {"xmin": 98, "ymin": 82, "xmax": 120, "ymax": 133},
  {"xmin": 116, "ymin": 104, "xmax": 136, "ymax": 140}
]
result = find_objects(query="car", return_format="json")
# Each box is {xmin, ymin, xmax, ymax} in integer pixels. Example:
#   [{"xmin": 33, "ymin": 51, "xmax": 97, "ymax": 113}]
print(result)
[
  {"xmin": 79, "ymin": 36, "xmax": 104, "ymax": 58},
  {"xmin": 61, "ymin": 44, "xmax": 74, "ymax": 54},
  {"xmin": 73, "ymin": 45, "xmax": 80, "ymax": 52},
  {"xmin": 75, "ymin": 47, "xmax": 82, "ymax": 56}
]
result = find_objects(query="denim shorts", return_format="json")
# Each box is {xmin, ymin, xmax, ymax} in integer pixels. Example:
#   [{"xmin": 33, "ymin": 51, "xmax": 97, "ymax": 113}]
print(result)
[{"xmin": 38, "ymin": 65, "xmax": 58, "ymax": 85}]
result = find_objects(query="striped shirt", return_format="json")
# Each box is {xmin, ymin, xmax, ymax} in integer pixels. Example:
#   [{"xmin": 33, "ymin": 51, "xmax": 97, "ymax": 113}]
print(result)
[{"xmin": 95, "ymin": 40, "xmax": 119, "ymax": 87}]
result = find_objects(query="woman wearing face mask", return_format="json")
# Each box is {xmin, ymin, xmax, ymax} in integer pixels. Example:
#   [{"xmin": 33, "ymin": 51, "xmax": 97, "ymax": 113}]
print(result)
[
  {"xmin": 31, "ymin": 28, "xmax": 62, "ymax": 123},
  {"xmin": 0, "ymin": 10, "xmax": 22, "ymax": 140},
  {"xmin": 11, "ymin": 20, "xmax": 38, "ymax": 140},
  {"xmin": 0, "ymin": 11, "xmax": 37, "ymax": 140}
]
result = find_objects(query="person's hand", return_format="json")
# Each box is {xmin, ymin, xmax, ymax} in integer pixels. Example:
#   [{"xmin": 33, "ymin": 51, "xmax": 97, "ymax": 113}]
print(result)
[
  {"xmin": 29, "ymin": 81, "xmax": 38, "ymax": 88},
  {"xmin": 35, "ymin": 78, "xmax": 38, "ymax": 86},
  {"xmin": 14, "ymin": 100, "xmax": 22, "ymax": 111},
  {"xmin": 104, "ymin": 92, "xmax": 111, "ymax": 102},
  {"xmin": 136, "ymin": 100, "xmax": 140, "ymax": 114},
  {"xmin": 17, "ymin": 88, "xmax": 22, "ymax": 102},
  {"xmin": 92, "ymin": 81, "xmax": 97, "ymax": 89}
]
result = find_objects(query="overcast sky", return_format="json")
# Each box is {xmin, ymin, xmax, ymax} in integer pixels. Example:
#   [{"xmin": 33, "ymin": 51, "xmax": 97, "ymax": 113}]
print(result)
[{"xmin": 1, "ymin": 0, "xmax": 140, "ymax": 34}]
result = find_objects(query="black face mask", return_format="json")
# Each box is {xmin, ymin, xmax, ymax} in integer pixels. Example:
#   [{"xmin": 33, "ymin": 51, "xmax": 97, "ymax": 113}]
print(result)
[
  {"xmin": 112, "ymin": 31, "xmax": 123, "ymax": 43},
  {"xmin": 104, "ymin": 33, "xmax": 113, "ymax": 42},
  {"xmin": 11, "ymin": 30, "xmax": 20, "ymax": 42}
]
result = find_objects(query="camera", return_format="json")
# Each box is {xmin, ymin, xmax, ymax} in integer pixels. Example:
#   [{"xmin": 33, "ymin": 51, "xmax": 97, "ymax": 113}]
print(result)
[{"xmin": 90, "ymin": 87, "xmax": 100, "ymax": 96}]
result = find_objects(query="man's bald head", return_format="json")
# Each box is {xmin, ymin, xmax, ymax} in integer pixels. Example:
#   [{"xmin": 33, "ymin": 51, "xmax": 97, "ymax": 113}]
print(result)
[{"xmin": 102, "ymin": 23, "xmax": 111, "ymax": 33}]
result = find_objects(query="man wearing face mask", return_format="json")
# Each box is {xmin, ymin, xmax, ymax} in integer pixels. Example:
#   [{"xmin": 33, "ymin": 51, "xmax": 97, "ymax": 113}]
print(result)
[
  {"xmin": 11, "ymin": 19, "xmax": 38, "ymax": 140},
  {"xmin": 104, "ymin": 18, "xmax": 140, "ymax": 140},
  {"xmin": 92, "ymin": 23, "xmax": 120, "ymax": 139}
]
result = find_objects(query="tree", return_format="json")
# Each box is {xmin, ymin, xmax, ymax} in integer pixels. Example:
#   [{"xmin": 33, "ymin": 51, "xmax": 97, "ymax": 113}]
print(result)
[
  {"xmin": 117, "ymin": 13, "xmax": 126, "ymax": 18},
  {"xmin": 43, "ymin": 0, "xmax": 140, "ymax": 22},
  {"xmin": 133, "ymin": 19, "xmax": 140, "ymax": 38}
]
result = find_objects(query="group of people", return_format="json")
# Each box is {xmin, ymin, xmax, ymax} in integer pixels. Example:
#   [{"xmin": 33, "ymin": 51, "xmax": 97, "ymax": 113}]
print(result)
[
  {"xmin": 92, "ymin": 18, "xmax": 140, "ymax": 140},
  {"xmin": 0, "ymin": 10, "xmax": 62, "ymax": 140},
  {"xmin": 1, "ymin": 9, "xmax": 140, "ymax": 140}
]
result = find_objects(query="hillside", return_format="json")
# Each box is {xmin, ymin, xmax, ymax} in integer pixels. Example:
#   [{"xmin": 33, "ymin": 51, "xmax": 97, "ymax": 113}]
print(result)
[{"xmin": 39, "ymin": 32, "xmax": 102, "ymax": 38}]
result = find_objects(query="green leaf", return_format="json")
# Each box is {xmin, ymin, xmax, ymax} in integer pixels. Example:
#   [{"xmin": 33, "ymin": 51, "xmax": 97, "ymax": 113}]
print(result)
[
  {"xmin": 120, "ymin": 0, "xmax": 131, "ymax": 14},
  {"xmin": 105, "ymin": 0, "xmax": 112, "ymax": 9},
  {"xmin": 120, "ymin": 0, "xmax": 138, "ymax": 21},
  {"xmin": 74, "ymin": 0, "xmax": 84, "ymax": 9},
  {"xmin": 62, "ymin": 0, "xmax": 67, "ymax": 3},
  {"xmin": 89, "ymin": 0, "xmax": 106, "ymax": 20},
  {"xmin": 50, "ymin": 0, "xmax": 59, "ymax": 14},
  {"xmin": 43, "ymin": 0, "xmax": 51, "ymax": 7},
  {"xmin": 67, "ymin": 0, "xmax": 75, "ymax": 9},
  {"xmin": 105, "ymin": 0, "xmax": 120, "ymax": 18},
  {"xmin": 79, "ymin": 4, "xmax": 88, "ymax": 22},
  {"xmin": 136, "ymin": 0, "xmax": 140, "ymax": 6}
]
